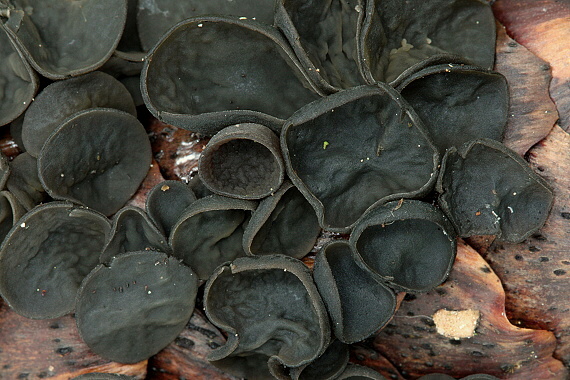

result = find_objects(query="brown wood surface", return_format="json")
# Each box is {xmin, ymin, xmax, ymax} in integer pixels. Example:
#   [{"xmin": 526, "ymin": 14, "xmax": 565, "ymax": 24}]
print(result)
[
  {"xmin": 0, "ymin": 300, "xmax": 147, "ymax": 379},
  {"xmin": 370, "ymin": 241, "xmax": 568, "ymax": 380},
  {"xmin": 493, "ymin": 0, "xmax": 570, "ymax": 131}
]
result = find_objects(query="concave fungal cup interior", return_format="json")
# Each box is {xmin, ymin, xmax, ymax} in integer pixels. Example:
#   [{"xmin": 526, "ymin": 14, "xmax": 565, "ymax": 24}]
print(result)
[{"xmin": 0, "ymin": 0, "xmax": 553, "ymax": 379}]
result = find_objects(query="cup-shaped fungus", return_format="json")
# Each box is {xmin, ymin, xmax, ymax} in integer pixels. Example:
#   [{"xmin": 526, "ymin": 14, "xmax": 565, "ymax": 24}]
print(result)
[
  {"xmin": 170, "ymin": 195, "xmax": 257, "ymax": 280},
  {"xmin": 76, "ymin": 251, "xmax": 197, "ymax": 364},
  {"xmin": 145, "ymin": 180, "xmax": 197, "ymax": 236},
  {"xmin": 393, "ymin": 61, "xmax": 509, "ymax": 155},
  {"xmin": 100, "ymin": 206, "xmax": 170, "ymax": 264},
  {"xmin": 199, "ymin": 123, "xmax": 284, "ymax": 199},
  {"xmin": 5, "ymin": 152, "xmax": 47, "ymax": 210},
  {"xmin": 336, "ymin": 364, "xmax": 388, "ymax": 380},
  {"xmin": 0, "ymin": 202, "xmax": 110, "ymax": 319},
  {"xmin": 141, "ymin": 16, "xmax": 322, "ymax": 135},
  {"xmin": 21, "ymin": 71, "xmax": 136, "ymax": 157},
  {"xmin": 281, "ymin": 84, "xmax": 439, "ymax": 232},
  {"xmin": 1, "ymin": 0, "xmax": 127, "ymax": 79},
  {"xmin": 204, "ymin": 254, "xmax": 330, "ymax": 380},
  {"xmin": 313, "ymin": 240, "xmax": 397, "ymax": 343},
  {"xmin": 242, "ymin": 181, "xmax": 320, "ymax": 259},
  {"xmin": 37, "ymin": 108, "xmax": 151, "ymax": 216},
  {"xmin": 437, "ymin": 138, "xmax": 554, "ymax": 243}
]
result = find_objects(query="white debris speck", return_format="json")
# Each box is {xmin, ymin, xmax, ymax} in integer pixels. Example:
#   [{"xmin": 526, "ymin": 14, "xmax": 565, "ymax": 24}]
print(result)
[
  {"xmin": 508, "ymin": 206, "xmax": 514, "ymax": 213},
  {"xmin": 198, "ymin": 23, "xmax": 203, "ymax": 27},
  {"xmin": 147, "ymin": 290, "xmax": 152, "ymax": 294}
]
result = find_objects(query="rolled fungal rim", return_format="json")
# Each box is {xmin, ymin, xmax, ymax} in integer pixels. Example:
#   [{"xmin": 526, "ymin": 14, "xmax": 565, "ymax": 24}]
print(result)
[{"xmin": 198, "ymin": 123, "xmax": 284, "ymax": 200}]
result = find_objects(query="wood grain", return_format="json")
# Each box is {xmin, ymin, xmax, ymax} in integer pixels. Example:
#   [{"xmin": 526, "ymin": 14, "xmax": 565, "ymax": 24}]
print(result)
[{"xmin": 369, "ymin": 241, "xmax": 567, "ymax": 379}]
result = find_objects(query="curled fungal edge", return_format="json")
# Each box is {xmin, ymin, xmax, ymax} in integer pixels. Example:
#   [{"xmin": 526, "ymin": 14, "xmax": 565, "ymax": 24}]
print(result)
[
  {"xmin": 204, "ymin": 254, "xmax": 330, "ymax": 380},
  {"xmin": 437, "ymin": 138, "xmax": 554, "ymax": 243},
  {"xmin": 199, "ymin": 123, "xmax": 284, "ymax": 200}
]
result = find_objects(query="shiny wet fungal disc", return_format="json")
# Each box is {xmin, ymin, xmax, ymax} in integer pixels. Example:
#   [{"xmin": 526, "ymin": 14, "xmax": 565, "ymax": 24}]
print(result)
[{"xmin": 76, "ymin": 251, "xmax": 198, "ymax": 364}]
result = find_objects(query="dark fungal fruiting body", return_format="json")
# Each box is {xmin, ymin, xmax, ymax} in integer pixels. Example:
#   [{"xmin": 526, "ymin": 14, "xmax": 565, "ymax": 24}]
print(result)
[
  {"xmin": 313, "ymin": 240, "xmax": 397, "ymax": 344},
  {"xmin": 336, "ymin": 364, "xmax": 388, "ymax": 380},
  {"xmin": 0, "ymin": 23, "xmax": 37, "ymax": 127},
  {"xmin": 76, "ymin": 251, "xmax": 198, "ymax": 364},
  {"xmin": 20, "ymin": 71, "xmax": 137, "ymax": 157},
  {"xmin": 37, "ymin": 108, "xmax": 151, "ymax": 216},
  {"xmin": 141, "ymin": 16, "xmax": 322, "ymax": 135},
  {"xmin": 5, "ymin": 152, "xmax": 47, "ymax": 210},
  {"xmin": 287, "ymin": 339, "xmax": 349, "ymax": 380},
  {"xmin": 394, "ymin": 62, "xmax": 509, "ymax": 155},
  {"xmin": 0, "ymin": 190, "xmax": 24, "ymax": 242},
  {"xmin": 281, "ymin": 84, "xmax": 439, "ymax": 233},
  {"xmin": 275, "ymin": 0, "xmax": 366, "ymax": 93},
  {"xmin": 0, "ymin": 202, "xmax": 110, "ymax": 319},
  {"xmin": 1, "ymin": 0, "xmax": 127, "ymax": 79},
  {"xmin": 350, "ymin": 200, "xmax": 457, "ymax": 293},
  {"xmin": 204, "ymin": 254, "xmax": 330, "ymax": 380},
  {"xmin": 242, "ymin": 180, "xmax": 321, "ymax": 259},
  {"xmin": 199, "ymin": 123, "xmax": 284, "ymax": 200},
  {"xmin": 99, "ymin": 206, "xmax": 170, "ymax": 265},
  {"xmin": 137, "ymin": 0, "xmax": 276, "ymax": 52},
  {"xmin": 71, "ymin": 374, "xmax": 136, "ymax": 380},
  {"xmin": 360, "ymin": 0, "xmax": 496, "ymax": 83},
  {"xmin": 145, "ymin": 180, "xmax": 197, "ymax": 236},
  {"xmin": 169, "ymin": 195, "xmax": 257, "ymax": 281},
  {"xmin": 437, "ymin": 138, "xmax": 554, "ymax": 243}
]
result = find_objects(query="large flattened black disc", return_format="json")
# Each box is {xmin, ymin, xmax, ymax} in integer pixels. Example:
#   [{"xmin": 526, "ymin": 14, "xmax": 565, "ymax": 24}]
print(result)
[
  {"xmin": 0, "ymin": 202, "xmax": 110, "ymax": 319},
  {"xmin": 76, "ymin": 251, "xmax": 198, "ymax": 363},
  {"xmin": 37, "ymin": 108, "xmax": 151, "ymax": 216}
]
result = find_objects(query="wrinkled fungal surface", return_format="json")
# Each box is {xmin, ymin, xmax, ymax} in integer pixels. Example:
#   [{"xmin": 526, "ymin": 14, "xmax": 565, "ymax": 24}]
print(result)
[
  {"xmin": 336, "ymin": 364, "xmax": 387, "ymax": 380},
  {"xmin": 313, "ymin": 240, "xmax": 396, "ymax": 343},
  {"xmin": 243, "ymin": 181, "xmax": 320, "ymax": 259},
  {"xmin": 204, "ymin": 254, "xmax": 329, "ymax": 380},
  {"xmin": 142, "ymin": 16, "xmax": 322, "ymax": 135},
  {"xmin": 1, "ymin": 0, "xmax": 127, "ymax": 79},
  {"xmin": 0, "ymin": 23, "xmax": 37, "ymax": 127},
  {"xmin": 275, "ymin": 0, "xmax": 365, "ymax": 93},
  {"xmin": 0, "ymin": 202, "xmax": 110, "ymax": 319},
  {"xmin": 21, "ymin": 71, "xmax": 137, "ymax": 157},
  {"xmin": 37, "ymin": 108, "xmax": 151, "ymax": 216},
  {"xmin": 145, "ymin": 180, "xmax": 197, "ymax": 236},
  {"xmin": 6, "ymin": 152, "xmax": 47, "ymax": 210},
  {"xmin": 288, "ymin": 339, "xmax": 349, "ymax": 380},
  {"xmin": 71, "ymin": 374, "xmax": 135, "ymax": 380},
  {"xmin": 360, "ymin": 0, "xmax": 496, "ymax": 83},
  {"xmin": 437, "ymin": 139, "xmax": 554, "ymax": 243},
  {"xmin": 281, "ymin": 84, "xmax": 438, "ymax": 232},
  {"xmin": 350, "ymin": 200, "xmax": 457, "ymax": 292},
  {"xmin": 395, "ymin": 62, "xmax": 509, "ymax": 155},
  {"xmin": 100, "ymin": 206, "xmax": 170, "ymax": 264},
  {"xmin": 137, "ymin": 0, "xmax": 276, "ymax": 52},
  {"xmin": 199, "ymin": 123, "xmax": 284, "ymax": 199},
  {"xmin": 0, "ymin": 190, "xmax": 24, "ymax": 241},
  {"xmin": 76, "ymin": 251, "xmax": 198, "ymax": 363},
  {"xmin": 170, "ymin": 195, "xmax": 256, "ymax": 280}
]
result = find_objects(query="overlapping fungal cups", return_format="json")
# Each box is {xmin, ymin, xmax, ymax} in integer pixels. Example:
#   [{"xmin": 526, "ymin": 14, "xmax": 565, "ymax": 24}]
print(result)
[
  {"xmin": 0, "ymin": 202, "xmax": 110, "ymax": 319},
  {"xmin": 20, "ymin": 71, "xmax": 137, "ymax": 158},
  {"xmin": 242, "ymin": 181, "xmax": 320, "ymax": 259},
  {"xmin": 204, "ymin": 255, "xmax": 330, "ymax": 380},
  {"xmin": 437, "ymin": 138, "xmax": 554, "ymax": 243},
  {"xmin": 141, "ymin": 16, "xmax": 322, "ymax": 135},
  {"xmin": 0, "ymin": 23, "xmax": 37, "ymax": 127},
  {"xmin": 281, "ymin": 84, "xmax": 439, "ymax": 232},
  {"xmin": 145, "ymin": 180, "xmax": 197, "ymax": 236},
  {"xmin": 76, "ymin": 251, "xmax": 198, "ymax": 363},
  {"xmin": 313, "ymin": 240, "xmax": 397, "ymax": 344},
  {"xmin": 1, "ymin": 0, "xmax": 127, "ymax": 79},
  {"xmin": 350, "ymin": 200, "xmax": 457, "ymax": 293},
  {"xmin": 170, "ymin": 195, "xmax": 257, "ymax": 280},
  {"xmin": 199, "ymin": 123, "xmax": 284, "ymax": 200}
]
